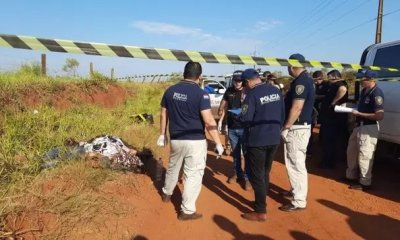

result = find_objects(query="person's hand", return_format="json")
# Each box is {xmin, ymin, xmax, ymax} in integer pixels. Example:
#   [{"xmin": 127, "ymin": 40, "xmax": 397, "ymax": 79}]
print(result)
[
  {"xmin": 157, "ymin": 135, "xmax": 167, "ymax": 147},
  {"xmin": 216, "ymin": 144, "xmax": 224, "ymax": 157},
  {"xmin": 217, "ymin": 120, "xmax": 223, "ymax": 133},
  {"xmin": 352, "ymin": 110, "xmax": 360, "ymax": 116},
  {"xmin": 281, "ymin": 128, "xmax": 290, "ymax": 143}
]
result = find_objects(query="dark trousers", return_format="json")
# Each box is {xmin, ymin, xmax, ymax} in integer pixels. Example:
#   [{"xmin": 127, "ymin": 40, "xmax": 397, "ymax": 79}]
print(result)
[
  {"xmin": 320, "ymin": 122, "xmax": 348, "ymax": 168},
  {"xmin": 245, "ymin": 145, "xmax": 278, "ymax": 213}
]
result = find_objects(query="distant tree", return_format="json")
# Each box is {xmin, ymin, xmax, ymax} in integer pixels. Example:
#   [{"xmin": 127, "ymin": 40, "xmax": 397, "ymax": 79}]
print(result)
[
  {"xmin": 18, "ymin": 62, "xmax": 41, "ymax": 76},
  {"xmin": 62, "ymin": 58, "xmax": 80, "ymax": 76}
]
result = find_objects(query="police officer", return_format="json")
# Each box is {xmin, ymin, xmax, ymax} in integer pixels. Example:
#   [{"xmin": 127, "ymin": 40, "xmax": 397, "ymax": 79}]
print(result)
[
  {"xmin": 157, "ymin": 61, "xmax": 224, "ymax": 220},
  {"xmin": 280, "ymin": 53, "xmax": 315, "ymax": 212},
  {"xmin": 239, "ymin": 68, "xmax": 285, "ymax": 221},
  {"xmin": 346, "ymin": 70, "xmax": 384, "ymax": 191},
  {"xmin": 218, "ymin": 70, "xmax": 251, "ymax": 190},
  {"xmin": 319, "ymin": 70, "xmax": 349, "ymax": 168},
  {"xmin": 313, "ymin": 70, "xmax": 329, "ymax": 119},
  {"xmin": 307, "ymin": 70, "xmax": 329, "ymax": 154}
]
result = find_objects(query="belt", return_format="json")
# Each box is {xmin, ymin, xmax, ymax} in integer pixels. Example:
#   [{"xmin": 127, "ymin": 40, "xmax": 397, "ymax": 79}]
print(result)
[
  {"xmin": 293, "ymin": 122, "xmax": 310, "ymax": 126},
  {"xmin": 357, "ymin": 121, "xmax": 377, "ymax": 126}
]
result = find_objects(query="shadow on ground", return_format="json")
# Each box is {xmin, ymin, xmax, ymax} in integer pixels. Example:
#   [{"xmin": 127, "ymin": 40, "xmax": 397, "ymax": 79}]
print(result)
[
  {"xmin": 213, "ymin": 214, "xmax": 272, "ymax": 240},
  {"xmin": 274, "ymin": 128, "xmax": 400, "ymax": 203},
  {"xmin": 318, "ymin": 199, "xmax": 400, "ymax": 240}
]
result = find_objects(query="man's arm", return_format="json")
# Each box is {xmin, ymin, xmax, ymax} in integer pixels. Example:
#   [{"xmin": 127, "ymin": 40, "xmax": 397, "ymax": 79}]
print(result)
[
  {"xmin": 353, "ymin": 110, "xmax": 384, "ymax": 121},
  {"xmin": 331, "ymin": 85, "xmax": 347, "ymax": 106},
  {"xmin": 160, "ymin": 107, "xmax": 168, "ymax": 135},
  {"xmin": 218, "ymin": 99, "xmax": 227, "ymax": 118},
  {"xmin": 201, "ymin": 109, "xmax": 222, "ymax": 145},
  {"xmin": 284, "ymin": 99, "xmax": 304, "ymax": 129}
]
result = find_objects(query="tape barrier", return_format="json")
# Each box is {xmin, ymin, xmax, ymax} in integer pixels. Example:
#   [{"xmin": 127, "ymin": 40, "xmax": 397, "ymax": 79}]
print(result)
[
  {"xmin": 116, "ymin": 74, "xmax": 226, "ymax": 81},
  {"xmin": 1, "ymin": 33, "xmax": 400, "ymax": 73}
]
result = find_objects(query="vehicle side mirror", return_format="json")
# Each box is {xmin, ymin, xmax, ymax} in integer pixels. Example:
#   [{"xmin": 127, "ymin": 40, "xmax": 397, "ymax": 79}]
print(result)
[{"xmin": 218, "ymin": 89, "xmax": 226, "ymax": 94}]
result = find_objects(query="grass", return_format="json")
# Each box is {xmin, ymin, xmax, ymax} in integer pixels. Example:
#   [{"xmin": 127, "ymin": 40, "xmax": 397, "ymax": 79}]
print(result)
[{"xmin": 0, "ymin": 68, "xmax": 170, "ymax": 238}]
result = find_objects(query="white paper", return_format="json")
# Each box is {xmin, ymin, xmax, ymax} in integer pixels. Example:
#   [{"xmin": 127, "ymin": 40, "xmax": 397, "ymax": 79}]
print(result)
[{"xmin": 334, "ymin": 105, "xmax": 354, "ymax": 113}]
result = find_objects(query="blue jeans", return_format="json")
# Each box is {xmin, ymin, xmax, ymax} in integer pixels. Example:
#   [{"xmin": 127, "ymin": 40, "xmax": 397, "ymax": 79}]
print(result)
[{"xmin": 228, "ymin": 128, "xmax": 249, "ymax": 180}]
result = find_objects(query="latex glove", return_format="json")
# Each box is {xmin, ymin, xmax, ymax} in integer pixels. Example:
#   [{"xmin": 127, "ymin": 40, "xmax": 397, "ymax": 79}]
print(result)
[
  {"xmin": 157, "ymin": 135, "xmax": 167, "ymax": 147},
  {"xmin": 216, "ymin": 144, "xmax": 224, "ymax": 157},
  {"xmin": 281, "ymin": 128, "xmax": 289, "ymax": 143},
  {"xmin": 217, "ymin": 120, "xmax": 223, "ymax": 133}
]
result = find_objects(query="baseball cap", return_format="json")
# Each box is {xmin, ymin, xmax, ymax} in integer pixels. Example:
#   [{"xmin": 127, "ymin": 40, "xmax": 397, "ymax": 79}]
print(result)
[
  {"xmin": 356, "ymin": 69, "xmax": 378, "ymax": 79},
  {"xmin": 241, "ymin": 68, "xmax": 260, "ymax": 81},
  {"xmin": 289, "ymin": 53, "xmax": 306, "ymax": 62},
  {"xmin": 232, "ymin": 70, "xmax": 243, "ymax": 81}
]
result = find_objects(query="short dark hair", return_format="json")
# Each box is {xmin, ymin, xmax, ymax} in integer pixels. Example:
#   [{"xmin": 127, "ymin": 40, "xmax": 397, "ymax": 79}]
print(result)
[
  {"xmin": 183, "ymin": 61, "xmax": 202, "ymax": 80},
  {"xmin": 262, "ymin": 71, "xmax": 272, "ymax": 78},
  {"xmin": 327, "ymin": 69, "xmax": 342, "ymax": 79},
  {"xmin": 312, "ymin": 70, "xmax": 324, "ymax": 79}
]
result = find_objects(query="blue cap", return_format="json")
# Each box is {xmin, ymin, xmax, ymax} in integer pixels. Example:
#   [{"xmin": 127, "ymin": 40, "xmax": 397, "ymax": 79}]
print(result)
[
  {"xmin": 289, "ymin": 53, "xmax": 306, "ymax": 62},
  {"xmin": 241, "ymin": 68, "xmax": 259, "ymax": 81},
  {"xmin": 232, "ymin": 70, "xmax": 243, "ymax": 81},
  {"xmin": 356, "ymin": 69, "xmax": 378, "ymax": 79}
]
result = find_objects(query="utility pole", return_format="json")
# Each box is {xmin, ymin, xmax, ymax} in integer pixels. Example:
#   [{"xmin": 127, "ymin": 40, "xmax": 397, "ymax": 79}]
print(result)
[
  {"xmin": 375, "ymin": 0, "xmax": 384, "ymax": 44},
  {"xmin": 41, "ymin": 54, "xmax": 47, "ymax": 76}
]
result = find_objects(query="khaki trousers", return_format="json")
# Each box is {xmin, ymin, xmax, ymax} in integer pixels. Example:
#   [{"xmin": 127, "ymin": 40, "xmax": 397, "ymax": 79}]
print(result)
[
  {"xmin": 284, "ymin": 125, "xmax": 311, "ymax": 208},
  {"xmin": 346, "ymin": 124, "xmax": 379, "ymax": 186},
  {"xmin": 162, "ymin": 140, "xmax": 207, "ymax": 214}
]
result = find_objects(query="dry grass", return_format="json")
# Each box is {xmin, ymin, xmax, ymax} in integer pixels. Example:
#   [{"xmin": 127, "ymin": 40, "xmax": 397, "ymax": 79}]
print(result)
[{"xmin": 0, "ymin": 68, "xmax": 171, "ymax": 239}]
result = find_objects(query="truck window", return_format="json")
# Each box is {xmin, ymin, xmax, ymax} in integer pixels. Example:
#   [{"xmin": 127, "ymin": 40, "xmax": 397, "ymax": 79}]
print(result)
[{"xmin": 373, "ymin": 44, "xmax": 400, "ymax": 78}]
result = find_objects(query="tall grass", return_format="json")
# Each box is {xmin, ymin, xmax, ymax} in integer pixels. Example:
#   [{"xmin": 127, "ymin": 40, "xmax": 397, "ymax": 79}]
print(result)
[{"xmin": 0, "ymin": 70, "xmax": 170, "ymax": 238}]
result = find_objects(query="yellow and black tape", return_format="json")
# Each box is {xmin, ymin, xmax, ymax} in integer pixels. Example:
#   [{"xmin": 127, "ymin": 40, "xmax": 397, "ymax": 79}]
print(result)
[
  {"xmin": 1, "ymin": 33, "xmax": 399, "ymax": 73},
  {"xmin": 116, "ymin": 74, "xmax": 226, "ymax": 81}
]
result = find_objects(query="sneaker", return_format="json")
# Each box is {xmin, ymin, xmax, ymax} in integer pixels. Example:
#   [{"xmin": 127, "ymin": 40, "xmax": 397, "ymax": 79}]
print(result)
[
  {"xmin": 281, "ymin": 191, "xmax": 294, "ymax": 201},
  {"xmin": 279, "ymin": 204, "xmax": 306, "ymax": 212},
  {"xmin": 227, "ymin": 174, "xmax": 237, "ymax": 184},
  {"xmin": 178, "ymin": 212, "xmax": 203, "ymax": 221}
]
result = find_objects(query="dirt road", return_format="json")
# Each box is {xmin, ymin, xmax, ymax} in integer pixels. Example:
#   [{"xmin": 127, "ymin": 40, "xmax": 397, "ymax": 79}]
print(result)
[{"xmin": 115, "ymin": 134, "xmax": 400, "ymax": 240}]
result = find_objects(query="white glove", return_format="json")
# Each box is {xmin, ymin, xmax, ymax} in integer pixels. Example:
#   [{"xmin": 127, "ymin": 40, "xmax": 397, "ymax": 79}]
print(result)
[
  {"xmin": 281, "ymin": 128, "xmax": 289, "ymax": 143},
  {"xmin": 216, "ymin": 144, "xmax": 224, "ymax": 156},
  {"xmin": 217, "ymin": 120, "xmax": 223, "ymax": 133},
  {"xmin": 157, "ymin": 135, "xmax": 167, "ymax": 147}
]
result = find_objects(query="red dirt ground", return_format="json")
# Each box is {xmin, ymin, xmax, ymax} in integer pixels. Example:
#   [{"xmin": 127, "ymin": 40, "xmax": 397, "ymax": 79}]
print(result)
[
  {"xmin": 8, "ymin": 131, "xmax": 399, "ymax": 239},
  {"xmin": 84, "ymin": 131, "xmax": 399, "ymax": 240},
  {"xmin": 20, "ymin": 83, "xmax": 129, "ymax": 110}
]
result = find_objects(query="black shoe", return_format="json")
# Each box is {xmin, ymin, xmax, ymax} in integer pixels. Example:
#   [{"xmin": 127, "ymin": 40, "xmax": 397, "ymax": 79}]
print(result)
[
  {"xmin": 279, "ymin": 204, "xmax": 306, "ymax": 212},
  {"xmin": 161, "ymin": 193, "xmax": 171, "ymax": 203},
  {"xmin": 178, "ymin": 212, "xmax": 203, "ymax": 221},
  {"xmin": 338, "ymin": 177, "xmax": 358, "ymax": 184},
  {"xmin": 349, "ymin": 183, "xmax": 371, "ymax": 191},
  {"xmin": 241, "ymin": 179, "xmax": 252, "ymax": 191}
]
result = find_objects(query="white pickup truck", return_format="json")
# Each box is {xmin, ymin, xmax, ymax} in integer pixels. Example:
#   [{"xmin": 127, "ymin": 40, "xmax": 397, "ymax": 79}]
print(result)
[
  {"xmin": 359, "ymin": 40, "xmax": 400, "ymax": 155},
  {"xmin": 202, "ymin": 79, "xmax": 227, "ymax": 118}
]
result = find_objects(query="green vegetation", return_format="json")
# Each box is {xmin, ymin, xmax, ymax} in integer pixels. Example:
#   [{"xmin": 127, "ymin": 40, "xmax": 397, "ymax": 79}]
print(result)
[
  {"xmin": 0, "ymin": 68, "xmax": 170, "ymax": 238},
  {"xmin": 62, "ymin": 58, "xmax": 80, "ymax": 76}
]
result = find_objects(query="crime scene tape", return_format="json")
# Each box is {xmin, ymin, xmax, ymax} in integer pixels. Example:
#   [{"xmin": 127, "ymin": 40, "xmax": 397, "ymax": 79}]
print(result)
[
  {"xmin": 1, "ymin": 33, "xmax": 399, "ymax": 73},
  {"xmin": 116, "ymin": 74, "xmax": 226, "ymax": 81}
]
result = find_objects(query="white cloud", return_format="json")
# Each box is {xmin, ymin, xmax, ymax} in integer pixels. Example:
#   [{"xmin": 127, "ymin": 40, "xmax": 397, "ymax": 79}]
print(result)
[
  {"xmin": 132, "ymin": 21, "xmax": 220, "ymax": 41},
  {"xmin": 254, "ymin": 20, "xmax": 282, "ymax": 32},
  {"xmin": 131, "ymin": 20, "xmax": 279, "ymax": 54}
]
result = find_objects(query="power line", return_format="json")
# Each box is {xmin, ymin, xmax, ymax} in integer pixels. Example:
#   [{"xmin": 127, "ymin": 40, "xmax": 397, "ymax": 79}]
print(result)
[
  {"xmin": 302, "ymin": 8, "xmax": 400, "ymax": 50},
  {"xmin": 301, "ymin": 0, "xmax": 373, "ymax": 41},
  {"xmin": 269, "ymin": 0, "xmax": 333, "ymax": 48},
  {"xmin": 298, "ymin": 0, "xmax": 350, "ymax": 36}
]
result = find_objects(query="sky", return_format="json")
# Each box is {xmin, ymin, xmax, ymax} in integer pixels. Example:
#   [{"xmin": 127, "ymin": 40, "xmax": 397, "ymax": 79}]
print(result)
[{"xmin": 0, "ymin": 0, "xmax": 400, "ymax": 77}]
